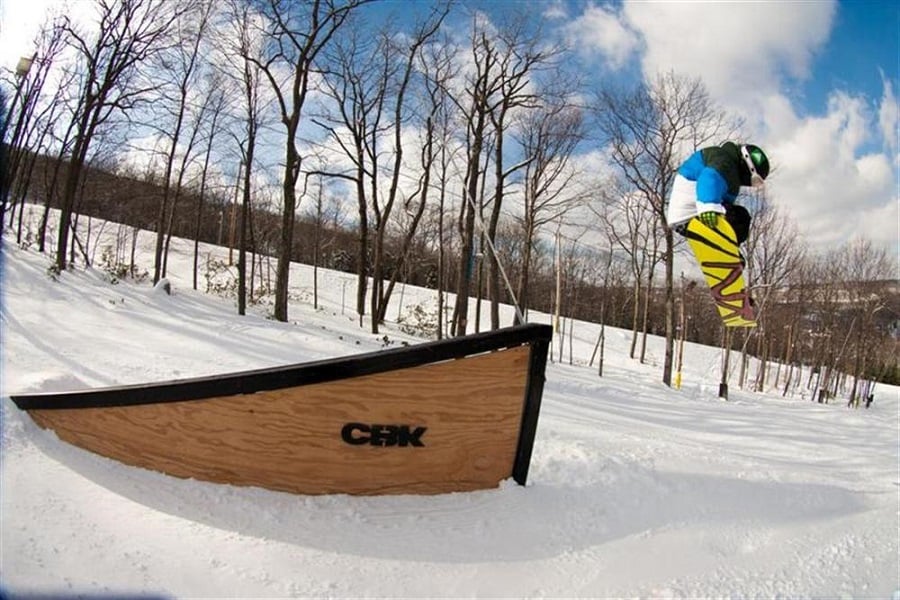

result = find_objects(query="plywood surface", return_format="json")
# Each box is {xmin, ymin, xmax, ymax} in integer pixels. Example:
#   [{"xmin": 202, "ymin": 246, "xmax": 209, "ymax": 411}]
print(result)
[{"xmin": 29, "ymin": 345, "xmax": 532, "ymax": 495}]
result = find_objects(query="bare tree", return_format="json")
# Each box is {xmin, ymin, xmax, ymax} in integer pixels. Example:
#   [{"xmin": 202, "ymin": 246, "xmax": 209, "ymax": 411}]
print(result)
[
  {"xmin": 0, "ymin": 88, "xmax": 6, "ymax": 229},
  {"xmin": 191, "ymin": 78, "xmax": 229, "ymax": 290},
  {"xmin": 418, "ymin": 34, "xmax": 460, "ymax": 339},
  {"xmin": 801, "ymin": 252, "xmax": 844, "ymax": 401},
  {"xmin": 449, "ymin": 14, "xmax": 554, "ymax": 335},
  {"xmin": 55, "ymin": 0, "xmax": 182, "ymax": 273},
  {"xmin": 312, "ymin": 5, "xmax": 448, "ymax": 333},
  {"xmin": 482, "ymin": 19, "xmax": 558, "ymax": 330},
  {"xmin": 594, "ymin": 184, "xmax": 653, "ymax": 360},
  {"xmin": 1, "ymin": 17, "xmax": 68, "ymax": 236},
  {"xmin": 447, "ymin": 19, "xmax": 497, "ymax": 336},
  {"xmin": 369, "ymin": 7, "xmax": 449, "ymax": 330},
  {"xmin": 2, "ymin": 55, "xmax": 39, "ymax": 229},
  {"xmin": 223, "ymin": 0, "xmax": 269, "ymax": 315},
  {"xmin": 36, "ymin": 80, "xmax": 80, "ymax": 253},
  {"xmin": 791, "ymin": 242, "xmax": 892, "ymax": 405},
  {"xmin": 841, "ymin": 239, "xmax": 892, "ymax": 405},
  {"xmin": 742, "ymin": 195, "xmax": 805, "ymax": 391},
  {"xmin": 514, "ymin": 96, "xmax": 586, "ymax": 324},
  {"xmin": 249, "ymin": 0, "xmax": 371, "ymax": 322},
  {"xmin": 312, "ymin": 24, "xmax": 380, "ymax": 327},
  {"xmin": 593, "ymin": 71, "xmax": 731, "ymax": 385},
  {"xmin": 152, "ymin": 0, "xmax": 214, "ymax": 284}
]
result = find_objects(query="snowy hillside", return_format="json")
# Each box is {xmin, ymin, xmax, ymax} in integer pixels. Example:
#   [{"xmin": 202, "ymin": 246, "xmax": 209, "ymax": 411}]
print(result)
[{"xmin": 1, "ymin": 214, "xmax": 898, "ymax": 598}]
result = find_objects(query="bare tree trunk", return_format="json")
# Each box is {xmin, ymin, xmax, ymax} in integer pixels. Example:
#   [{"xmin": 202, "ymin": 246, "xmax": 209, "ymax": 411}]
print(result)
[
  {"xmin": 57, "ymin": 0, "xmax": 179, "ymax": 273},
  {"xmin": 252, "ymin": 0, "xmax": 369, "ymax": 323},
  {"xmin": 192, "ymin": 87, "xmax": 225, "ymax": 290},
  {"xmin": 629, "ymin": 278, "xmax": 641, "ymax": 359},
  {"xmin": 453, "ymin": 127, "xmax": 482, "ymax": 336},
  {"xmin": 593, "ymin": 72, "xmax": 730, "ymax": 386},
  {"xmin": 639, "ymin": 275, "xmax": 651, "ymax": 363}
]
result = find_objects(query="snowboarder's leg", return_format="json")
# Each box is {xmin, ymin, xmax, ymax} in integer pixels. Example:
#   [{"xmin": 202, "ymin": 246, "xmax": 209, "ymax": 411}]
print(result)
[{"xmin": 724, "ymin": 203, "xmax": 751, "ymax": 244}]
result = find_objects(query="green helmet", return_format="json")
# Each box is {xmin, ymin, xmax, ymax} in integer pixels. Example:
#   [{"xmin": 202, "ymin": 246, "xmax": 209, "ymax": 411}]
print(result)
[{"xmin": 740, "ymin": 144, "xmax": 769, "ymax": 185}]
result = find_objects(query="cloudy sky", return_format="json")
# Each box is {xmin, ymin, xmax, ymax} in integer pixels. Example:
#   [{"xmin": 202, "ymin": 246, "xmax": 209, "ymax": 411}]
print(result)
[
  {"xmin": 540, "ymin": 0, "xmax": 898, "ymax": 258},
  {"xmin": 1, "ymin": 0, "xmax": 897, "ymax": 259}
]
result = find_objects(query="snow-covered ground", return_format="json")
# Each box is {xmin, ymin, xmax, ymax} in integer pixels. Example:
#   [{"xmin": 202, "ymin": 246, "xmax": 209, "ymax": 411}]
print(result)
[{"xmin": 2, "ymin": 210, "xmax": 898, "ymax": 598}]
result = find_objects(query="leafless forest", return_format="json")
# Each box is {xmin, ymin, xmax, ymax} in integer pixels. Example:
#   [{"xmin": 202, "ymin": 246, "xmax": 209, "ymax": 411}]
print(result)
[{"xmin": 1, "ymin": 0, "xmax": 897, "ymax": 401}]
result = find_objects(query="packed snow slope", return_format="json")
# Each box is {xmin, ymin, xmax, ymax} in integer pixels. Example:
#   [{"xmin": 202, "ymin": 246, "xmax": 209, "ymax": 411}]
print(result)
[{"xmin": 1, "ymin": 217, "xmax": 898, "ymax": 598}]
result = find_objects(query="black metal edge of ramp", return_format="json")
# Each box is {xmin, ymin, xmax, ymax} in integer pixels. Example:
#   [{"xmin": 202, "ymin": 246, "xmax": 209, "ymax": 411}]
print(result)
[
  {"xmin": 10, "ymin": 324, "xmax": 554, "ymax": 411},
  {"xmin": 511, "ymin": 333, "xmax": 550, "ymax": 487}
]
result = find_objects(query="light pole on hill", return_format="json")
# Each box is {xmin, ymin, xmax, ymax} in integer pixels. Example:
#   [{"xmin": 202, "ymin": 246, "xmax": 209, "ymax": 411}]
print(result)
[{"xmin": 1, "ymin": 54, "xmax": 36, "ymax": 231}]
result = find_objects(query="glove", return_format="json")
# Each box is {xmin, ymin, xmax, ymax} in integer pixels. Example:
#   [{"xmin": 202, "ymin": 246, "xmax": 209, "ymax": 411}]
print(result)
[{"xmin": 698, "ymin": 211, "xmax": 719, "ymax": 228}]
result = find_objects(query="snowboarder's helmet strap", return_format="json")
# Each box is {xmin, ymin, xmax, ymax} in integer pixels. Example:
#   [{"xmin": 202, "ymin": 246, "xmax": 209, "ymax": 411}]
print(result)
[{"xmin": 741, "ymin": 144, "xmax": 769, "ymax": 186}]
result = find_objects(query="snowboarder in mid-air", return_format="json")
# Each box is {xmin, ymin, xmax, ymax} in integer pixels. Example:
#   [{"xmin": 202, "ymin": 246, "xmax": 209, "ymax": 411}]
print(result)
[
  {"xmin": 666, "ymin": 141, "xmax": 770, "ymax": 243},
  {"xmin": 667, "ymin": 141, "xmax": 770, "ymax": 327}
]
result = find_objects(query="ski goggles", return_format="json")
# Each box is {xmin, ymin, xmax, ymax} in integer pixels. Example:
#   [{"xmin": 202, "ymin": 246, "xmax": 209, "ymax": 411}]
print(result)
[{"xmin": 741, "ymin": 145, "xmax": 766, "ymax": 188}]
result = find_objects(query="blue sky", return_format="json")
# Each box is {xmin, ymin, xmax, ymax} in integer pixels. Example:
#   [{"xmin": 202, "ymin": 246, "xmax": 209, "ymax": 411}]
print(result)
[
  {"xmin": 1, "ymin": 0, "xmax": 897, "ymax": 257},
  {"xmin": 406, "ymin": 0, "xmax": 899, "ymax": 253},
  {"xmin": 803, "ymin": 0, "xmax": 898, "ymax": 113}
]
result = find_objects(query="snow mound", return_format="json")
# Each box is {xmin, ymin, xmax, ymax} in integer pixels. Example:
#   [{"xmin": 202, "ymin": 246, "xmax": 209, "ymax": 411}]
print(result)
[
  {"xmin": 152, "ymin": 278, "xmax": 172, "ymax": 295},
  {"xmin": 10, "ymin": 371, "xmax": 90, "ymax": 395}
]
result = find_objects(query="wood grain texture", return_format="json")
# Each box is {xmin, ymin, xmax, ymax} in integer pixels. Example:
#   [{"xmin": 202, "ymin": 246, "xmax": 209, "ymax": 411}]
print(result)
[{"xmin": 29, "ymin": 345, "xmax": 532, "ymax": 495}]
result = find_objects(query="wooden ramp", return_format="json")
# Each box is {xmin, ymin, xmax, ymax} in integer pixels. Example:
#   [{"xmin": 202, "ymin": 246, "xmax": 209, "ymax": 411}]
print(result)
[{"xmin": 10, "ymin": 324, "xmax": 552, "ymax": 495}]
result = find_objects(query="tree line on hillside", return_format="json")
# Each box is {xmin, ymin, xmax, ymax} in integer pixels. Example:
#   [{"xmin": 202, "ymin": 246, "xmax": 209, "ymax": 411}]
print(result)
[{"xmin": 1, "ymin": 0, "xmax": 896, "ymax": 395}]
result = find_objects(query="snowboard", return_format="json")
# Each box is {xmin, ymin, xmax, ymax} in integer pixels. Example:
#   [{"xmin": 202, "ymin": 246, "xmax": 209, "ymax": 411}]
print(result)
[{"xmin": 683, "ymin": 215, "xmax": 756, "ymax": 327}]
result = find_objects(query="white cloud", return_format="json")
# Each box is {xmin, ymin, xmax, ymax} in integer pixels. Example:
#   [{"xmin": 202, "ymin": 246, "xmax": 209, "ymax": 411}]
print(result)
[
  {"xmin": 622, "ymin": 1, "xmax": 835, "ymax": 116},
  {"xmin": 542, "ymin": 0, "xmax": 568, "ymax": 21},
  {"xmin": 878, "ymin": 72, "xmax": 898, "ymax": 157},
  {"xmin": 566, "ymin": 0, "xmax": 895, "ymax": 259},
  {"xmin": 563, "ymin": 3, "xmax": 639, "ymax": 70},
  {"xmin": 764, "ymin": 90, "xmax": 897, "ymax": 252}
]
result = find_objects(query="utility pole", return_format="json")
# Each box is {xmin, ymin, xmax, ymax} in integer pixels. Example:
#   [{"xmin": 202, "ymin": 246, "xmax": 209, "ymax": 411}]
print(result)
[
  {"xmin": 228, "ymin": 160, "xmax": 243, "ymax": 266},
  {"xmin": 719, "ymin": 327, "xmax": 733, "ymax": 399},
  {"xmin": 554, "ymin": 219, "xmax": 562, "ymax": 361},
  {"xmin": 675, "ymin": 272, "xmax": 686, "ymax": 389},
  {"xmin": 1, "ymin": 54, "xmax": 36, "ymax": 230}
]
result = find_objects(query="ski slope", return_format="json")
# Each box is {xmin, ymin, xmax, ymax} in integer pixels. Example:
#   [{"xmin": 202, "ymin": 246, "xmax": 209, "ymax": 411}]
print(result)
[{"xmin": 2, "ymin": 215, "xmax": 897, "ymax": 598}]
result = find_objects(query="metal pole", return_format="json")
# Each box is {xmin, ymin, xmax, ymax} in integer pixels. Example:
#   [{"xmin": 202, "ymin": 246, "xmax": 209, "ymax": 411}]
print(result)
[
  {"xmin": 228, "ymin": 160, "xmax": 243, "ymax": 266},
  {"xmin": 719, "ymin": 327, "xmax": 732, "ymax": 399},
  {"xmin": 675, "ymin": 273, "xmax": 686, "ymax": 389}
]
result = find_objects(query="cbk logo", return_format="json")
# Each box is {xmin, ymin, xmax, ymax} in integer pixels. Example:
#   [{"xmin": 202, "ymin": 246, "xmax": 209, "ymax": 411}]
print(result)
[{"xmin": 341, "ymin": 422, "xmax": 427, "ymax": 447}]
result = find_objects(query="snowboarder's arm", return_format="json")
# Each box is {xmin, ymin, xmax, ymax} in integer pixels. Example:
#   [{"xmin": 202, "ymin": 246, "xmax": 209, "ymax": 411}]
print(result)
[{"xmin": 695, "ymin": 168, "xmax": 728, "ymax": 214}]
